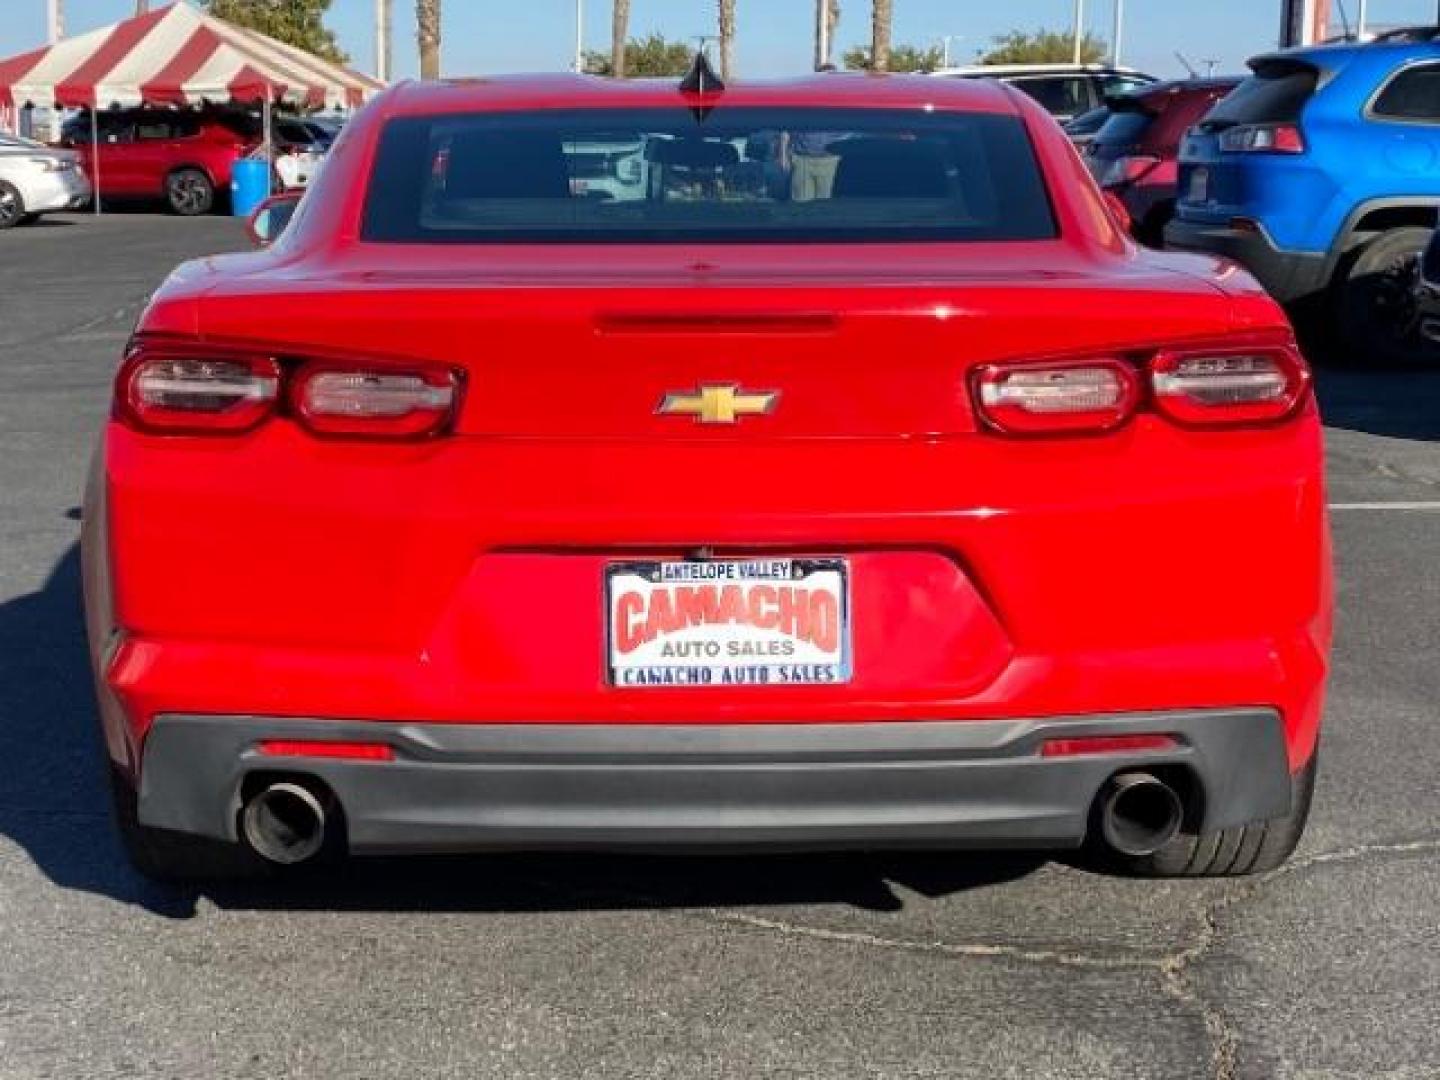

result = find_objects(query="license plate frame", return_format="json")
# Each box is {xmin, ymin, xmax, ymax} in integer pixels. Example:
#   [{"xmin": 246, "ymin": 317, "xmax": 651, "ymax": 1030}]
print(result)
[{"xmin": 603, "ymin": 557, "xmax": 852, "ymax": 689}]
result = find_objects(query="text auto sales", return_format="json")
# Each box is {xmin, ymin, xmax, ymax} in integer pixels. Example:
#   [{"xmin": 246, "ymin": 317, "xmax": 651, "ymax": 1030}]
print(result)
[{"xmin": 610, "ymin": 560, "xmax": 846, "ymax": 686}]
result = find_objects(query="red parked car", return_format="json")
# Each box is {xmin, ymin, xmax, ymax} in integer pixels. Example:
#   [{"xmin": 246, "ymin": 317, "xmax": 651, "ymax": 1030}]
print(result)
[
  {"xmin": 1086, "ymin": 78, "xmax": 1242, "ymax": 246},
  {"xmin": 63, "ymin": 107, "xmax": 258, "ymax": 215},
  {"xmin": 83, "ymin": 70, "xmax": 1330, "ymax": 882}
]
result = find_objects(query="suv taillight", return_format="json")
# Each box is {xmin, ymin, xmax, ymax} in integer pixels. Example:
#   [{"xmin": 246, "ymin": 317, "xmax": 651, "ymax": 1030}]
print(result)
[
  {"xmin": 1100, "ymin": 154, "xmax": 1161, "ymax": 189},
  {"xmin": 116, "ymin": 342, "xmax": 461, "ymax": 439},
  {"xmin": 972, "ymin": 342, "xmax": 1310, "ymax": 436},
  {"xmin": 1218, "ymin": 123, "xmax": 1305, "ymax": 154}
]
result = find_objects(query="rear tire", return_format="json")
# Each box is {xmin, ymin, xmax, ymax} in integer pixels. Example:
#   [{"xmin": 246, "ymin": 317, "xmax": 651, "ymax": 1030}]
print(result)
[
  {"xmin": 108, "ymin": 764, "xmax": 266, "ymax": 883},
  {"xmin": 1338, "ymin": 227, "xmax": 1438, "ymax": 365},
  {"xmin": 0, "ymin": 181, "xmax": 24, "ymax": 230},
  {"xmin": 1112, "ymin": 750, "xmax": 1317, "ymax": 877},
  {"xmin": 165, "ymin": 168, "xmax": 214, "ymax": 217}
]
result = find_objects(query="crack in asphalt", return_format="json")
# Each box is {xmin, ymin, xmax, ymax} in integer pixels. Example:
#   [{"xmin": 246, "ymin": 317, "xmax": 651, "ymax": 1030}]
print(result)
[
  {"xmin": 1327, "ymin": 445, "xmax": 1440, "ymax": 493},
  {"xmin": 626, "ymin": 835, "xmax": 1440, "ymax": 1080}
]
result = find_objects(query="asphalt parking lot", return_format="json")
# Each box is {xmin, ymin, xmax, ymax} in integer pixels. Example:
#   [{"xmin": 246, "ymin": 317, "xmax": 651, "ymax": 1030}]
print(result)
[{"xmin": 1, "ymin": 214, "xmax": 1438, "ymax": 1080}]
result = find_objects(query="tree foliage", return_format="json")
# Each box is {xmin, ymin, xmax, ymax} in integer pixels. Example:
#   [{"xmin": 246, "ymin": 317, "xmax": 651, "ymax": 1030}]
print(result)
[
  {"xmin": 585, "ymin": 34, "xmax": 694, "ymax": 78},
  {"xmin": 983, "ymin": 28, "xmax": 1107, "ymax": 65},
  {"xmin": 842, "ymin": 43, "xmax": 944, "ymax": 73},
  {"xmin": 204, "ymin": 0, "xmax": 348, "ymax": 65}
]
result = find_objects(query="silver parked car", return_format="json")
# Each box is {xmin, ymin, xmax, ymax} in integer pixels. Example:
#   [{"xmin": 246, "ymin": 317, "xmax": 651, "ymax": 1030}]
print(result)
[{"xmin": 0, "ymin": 133, "xmax": 92, "ymax": 229}]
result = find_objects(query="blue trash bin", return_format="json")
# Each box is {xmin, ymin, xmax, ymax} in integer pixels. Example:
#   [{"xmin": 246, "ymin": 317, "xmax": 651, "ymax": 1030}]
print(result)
[{"xmin": 231, "ymin": 159, "xmax": 271, "ymax": 218}]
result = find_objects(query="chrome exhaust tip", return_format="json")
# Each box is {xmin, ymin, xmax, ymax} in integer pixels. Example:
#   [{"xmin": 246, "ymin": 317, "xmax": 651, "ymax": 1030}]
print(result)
[
  {"xmin": 1100, "ymin": 771, "xmax": 1184, "ymax": 858},
  {"xmin": 241, "ymin": 781, "xmax": 328, "ymax": 865}
]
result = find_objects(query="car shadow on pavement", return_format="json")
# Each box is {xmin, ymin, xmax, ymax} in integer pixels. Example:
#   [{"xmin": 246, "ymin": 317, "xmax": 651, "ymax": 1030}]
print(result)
[
  {"xmin": 0, "ymin": 542, "xmax": 1048, "ymax": 920},
  {"xmin": 1314, "ymin": 366, "xmax": 1440, "ymax": 441}
]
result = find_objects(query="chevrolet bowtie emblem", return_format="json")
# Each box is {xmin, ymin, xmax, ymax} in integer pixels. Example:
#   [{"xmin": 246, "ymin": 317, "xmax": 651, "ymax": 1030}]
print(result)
[{"xmin": 657, "ymin": 384, "xmax": 780, "ymax": 424}]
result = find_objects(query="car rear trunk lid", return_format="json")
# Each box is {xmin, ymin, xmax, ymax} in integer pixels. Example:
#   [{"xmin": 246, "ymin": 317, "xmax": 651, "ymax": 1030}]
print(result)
[{"xmin": 189, "ymin": 247, "xmax": 1240, "ymax": 439}]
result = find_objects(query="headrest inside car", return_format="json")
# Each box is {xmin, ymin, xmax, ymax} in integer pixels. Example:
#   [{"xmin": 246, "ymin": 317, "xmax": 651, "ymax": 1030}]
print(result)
[{"xmin": 832, "ymin": 138, "xmax": 951, "ymax": 199}]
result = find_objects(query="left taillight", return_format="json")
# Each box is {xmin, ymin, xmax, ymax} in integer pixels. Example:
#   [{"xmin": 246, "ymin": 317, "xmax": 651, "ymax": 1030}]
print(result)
[
  {"xmin": 116, "ymin": 346, "xmax": 280, "ymax": 433},
  {"xmin": 115, "ymin": 343, "xmax": 462, "ymax": 438},
  {"xmin": 1218, "ymin": 123, "xmax": 1306, "ymax": 155}
]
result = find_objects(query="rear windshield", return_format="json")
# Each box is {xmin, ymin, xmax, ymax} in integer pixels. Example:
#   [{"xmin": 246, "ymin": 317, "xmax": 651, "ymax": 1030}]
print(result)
[
  {"xmin": 1092, "ymin": 109, "xmax": 1154, "ymax": 148},
  {"xmin": 1203, "ymin": 67, "xmax": 1317, "ymax": 127},
  {"xmin": 361, "ymin": 107, "xmax": 1057, "ymax": 244}
]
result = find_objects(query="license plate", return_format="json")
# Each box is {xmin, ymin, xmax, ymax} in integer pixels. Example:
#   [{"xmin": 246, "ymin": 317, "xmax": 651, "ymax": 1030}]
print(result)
[
  {"xmin": 605, "ymin": 558, "xmax": 851, "ymax": 688},
  {"xmin": 1187, "ymin": 167, "xmax": 1209, "ymax": 203}
]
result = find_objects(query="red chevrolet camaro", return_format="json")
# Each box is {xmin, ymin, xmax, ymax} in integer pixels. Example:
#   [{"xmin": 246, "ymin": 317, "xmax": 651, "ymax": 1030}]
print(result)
[{"xmin": 82, "ymin": 67, "xmax": 1331, "ymax": 881}]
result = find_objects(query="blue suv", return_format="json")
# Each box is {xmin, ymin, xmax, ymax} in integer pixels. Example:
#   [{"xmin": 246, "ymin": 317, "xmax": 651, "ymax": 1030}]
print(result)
[{"xmin": 1166, "ymin": 29, "xmax": 1440, "ymax": 360}]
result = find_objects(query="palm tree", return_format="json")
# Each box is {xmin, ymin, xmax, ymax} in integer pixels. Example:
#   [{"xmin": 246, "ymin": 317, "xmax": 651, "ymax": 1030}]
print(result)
[
  {"xmin": 717, "ymin": 0, "xmax": 736, "ymax": 80},
  {"xmin": 871, "ymin": 0, "xmax": 892, "ymax": 72},
  {"xmin": 611, "ymin": 0, "xmax": 631, "ymax": 78},
  {"xmin": 417, "ymin": 0, "xmax": 441, "ymax": 80}
]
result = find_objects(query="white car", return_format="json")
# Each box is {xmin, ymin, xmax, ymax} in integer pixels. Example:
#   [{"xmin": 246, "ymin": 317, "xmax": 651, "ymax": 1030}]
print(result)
[{"xmin": 0, "ymin": 132, "xmax": 91, "ymax": 229}]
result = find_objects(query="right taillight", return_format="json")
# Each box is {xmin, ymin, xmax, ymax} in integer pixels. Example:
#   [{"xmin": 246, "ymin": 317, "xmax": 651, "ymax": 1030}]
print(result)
[
  {"xmin": 973, "ymin": 360, "xmax": 1140, "ymax": 435},
  {"xmin": 115, "ymin": 341, "xmax": 462, "ymax": 439},
  {"xmin": 1150, "ymin": 346, "xmax": 1310, "ymax": 426}
]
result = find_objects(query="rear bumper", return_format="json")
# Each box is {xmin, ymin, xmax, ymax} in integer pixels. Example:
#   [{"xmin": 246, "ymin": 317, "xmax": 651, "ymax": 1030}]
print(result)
[
  {"xmin": 1164, "ymin": 218, "xmax": 1328, "ymax": 304},
  {"xmin": 138, "ymin": 709, "xmax": 1293, "ymax": 852},
  {"xmin": 24, "ymin": 169, "xmax": 92, "ymax": 213}
]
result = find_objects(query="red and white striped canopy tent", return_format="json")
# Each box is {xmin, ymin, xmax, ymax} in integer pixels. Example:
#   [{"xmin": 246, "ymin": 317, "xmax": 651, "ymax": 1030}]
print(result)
[{"xmin": 0, "ymin": 1, "xmax": 382, "ymax": 117}]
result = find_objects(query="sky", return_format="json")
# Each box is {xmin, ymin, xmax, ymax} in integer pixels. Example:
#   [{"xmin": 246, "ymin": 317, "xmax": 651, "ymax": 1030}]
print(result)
[{"xmin": 4, "ymin": 0, "xmax": 1440, "ymax": 81}]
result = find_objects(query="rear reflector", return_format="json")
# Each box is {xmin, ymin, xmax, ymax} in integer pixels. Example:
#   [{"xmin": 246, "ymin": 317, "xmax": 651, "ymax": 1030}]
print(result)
[
  {"xmin": 291, "ymin": 363, "xmax": 459, "ymax": 437},
  {"xmin": 1040, "ymin": 734, "xmax": 1180, "ymax": 758},
  {"xmin": 118, "ymin": 350, "xmax": 280, "ymax": 433},
  {"xmin": 973, "ymin": 360, "xmax": 1139, "ymax": 434},
  {"xmin": 1151, "ymin": 347, "xmax": 1310, "ymax": 425},
  {"xmin": 258, "ymin": 740, "xmax": 395, "ymax": 761}
]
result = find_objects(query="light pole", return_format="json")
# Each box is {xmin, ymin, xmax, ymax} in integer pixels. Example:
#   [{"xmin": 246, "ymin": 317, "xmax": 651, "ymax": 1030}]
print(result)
[
  {"xmin": 574, "ymin": 0, "xmax": 584, "ymax": 72},
  {"xmin": 815, "ymin": 0, "xmax": 829, "ymax": 71},
  {"xmin": 1072, "ymin": 0, "xmax": 1086, "ymax": 65},
  {"xmin": 1111, "ymin": 0, "xmax": 1124, "ymax": 65},
  {"xmin": 375, "ymin": 0, "xmax": 392, "ymax": 82},
  {"xmin": 47, "ymin": 0, "xmax": 63, "ymax": 43},
  {"xmin": 1355, "ymin": 0, "xmax": 1368, "ymax": 39},
  {"xmin": 941, "ymin": 34, "xmax": 965, "ymax": 68}
]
